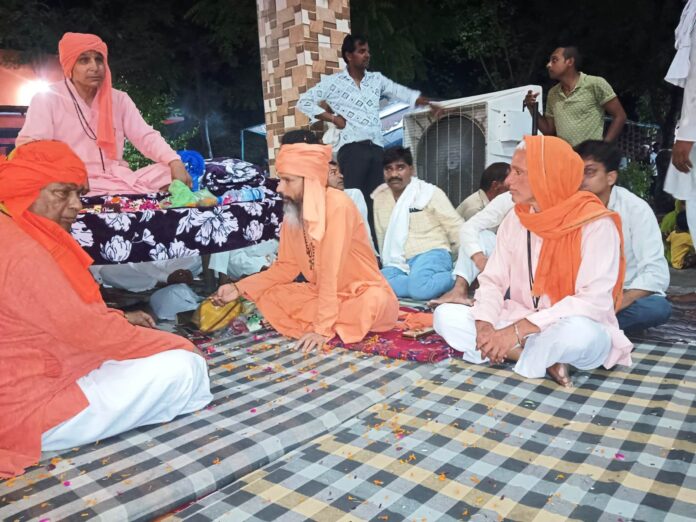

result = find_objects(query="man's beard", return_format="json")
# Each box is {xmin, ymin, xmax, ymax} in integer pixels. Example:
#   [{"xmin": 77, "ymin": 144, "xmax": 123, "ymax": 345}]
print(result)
[{"xmin": 282, "ymin": 199, "xmax": 302, "ymax": 229}]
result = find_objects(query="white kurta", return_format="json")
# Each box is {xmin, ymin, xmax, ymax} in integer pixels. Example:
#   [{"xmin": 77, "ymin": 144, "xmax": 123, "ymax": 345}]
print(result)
[{"xmin": 665, "ymin": 14, "xmax": 696, "ymax": 201}]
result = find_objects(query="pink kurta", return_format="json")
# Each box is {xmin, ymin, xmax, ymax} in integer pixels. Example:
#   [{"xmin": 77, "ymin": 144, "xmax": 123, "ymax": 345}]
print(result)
[
  {"xmin": 16, "ymin": 80, "xmax": 179, "ymax": 195},
  {"xmin": 472, "ymin": 210, "xmax": 633, "ymax": 369}
]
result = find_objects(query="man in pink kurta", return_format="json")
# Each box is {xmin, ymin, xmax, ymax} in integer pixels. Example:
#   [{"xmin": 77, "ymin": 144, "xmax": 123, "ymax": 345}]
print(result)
[
  {"xmin": 16, "ymin": 32, "xmax": 188, "ymax": 195},
  {"xmin": 434, "ymin": 136, "xmax": 632, "ymax": 387}
]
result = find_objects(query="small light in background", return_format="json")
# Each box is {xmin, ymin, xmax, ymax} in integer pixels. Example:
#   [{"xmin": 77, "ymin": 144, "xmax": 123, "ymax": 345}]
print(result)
[{"xmin": 17, "ymin": 80, "xmax": 50, "ymax": 105}]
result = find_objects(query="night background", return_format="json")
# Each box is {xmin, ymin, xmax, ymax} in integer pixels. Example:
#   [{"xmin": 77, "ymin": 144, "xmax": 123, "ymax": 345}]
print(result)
[{"xmin": 0, "ymin": 0, "xmax": 685, "ymax": 165}]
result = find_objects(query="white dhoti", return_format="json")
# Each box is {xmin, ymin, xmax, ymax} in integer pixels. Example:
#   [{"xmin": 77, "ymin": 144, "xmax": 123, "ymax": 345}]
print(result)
[
  {"xmin": 208, "ymin": 240, "xmax": 279, "ymax": 280},
  {"xmin": 453, "ymin": 230, "xmax": 497, "ymax": 284},
  {"xmin": 42, "ymin": 349, "xmax": 212, "ymax": 450},
  {"xmin": 90, "ymin": 257, "xmax": 203, "ymax": 292},
  {"xmin": 433, "ymin": 304, "xmax": 611, "ymax": 378}
]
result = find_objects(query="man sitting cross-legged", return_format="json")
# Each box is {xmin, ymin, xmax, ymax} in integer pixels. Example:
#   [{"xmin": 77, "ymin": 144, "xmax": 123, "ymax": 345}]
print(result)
[
  {"xmin": 430, "ymin": 164, "xmax": 512, "ymax": 306},
  {"xmin": 433, "ymin": 135, "xmax": 633, "ymax": 387},
  {"xmin": 0, "ymin": 141, "xmax": 212, "ymax": 478},
  {"xmin": 575, "ymin": 140, "xmax": 672, "ymax": 334},
  {"xmin": 372, "ymin": 146, "xmax": 463, "ymax": 301},
  {"xmin": 211, "ymin": 143, "xmax": 398, "ymax": 353}
]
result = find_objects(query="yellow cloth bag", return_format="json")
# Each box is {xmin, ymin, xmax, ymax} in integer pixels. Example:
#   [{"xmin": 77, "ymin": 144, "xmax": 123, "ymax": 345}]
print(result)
[{"xmin": 192, "ymin": 299, "xmax": 243, "ymax": 332}]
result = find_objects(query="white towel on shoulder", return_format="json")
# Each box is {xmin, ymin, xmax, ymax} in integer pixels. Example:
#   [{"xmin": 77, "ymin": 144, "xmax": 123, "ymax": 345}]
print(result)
[{"xmin": 375, "ymin": 178, "xmax": 435, "ymax": 273}]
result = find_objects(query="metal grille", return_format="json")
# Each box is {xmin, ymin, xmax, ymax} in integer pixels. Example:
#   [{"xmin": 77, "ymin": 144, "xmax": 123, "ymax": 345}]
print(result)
[
  {"xmin": 404, "ymin": 104, "xmax": 487, "ymax": 206},
  {"xmin": 608, "ymin": 119, "xmax": 661, "ymax": 163}
]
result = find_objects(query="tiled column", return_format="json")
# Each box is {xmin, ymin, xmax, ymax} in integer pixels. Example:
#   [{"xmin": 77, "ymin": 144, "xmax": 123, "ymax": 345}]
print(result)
[{"xmin": 256, "ymin": 0, "xmax": 350, "ymax": 171}]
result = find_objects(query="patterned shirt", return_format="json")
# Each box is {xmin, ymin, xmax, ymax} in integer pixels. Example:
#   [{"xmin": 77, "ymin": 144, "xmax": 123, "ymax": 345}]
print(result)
[
  {"xmin": 545, "ymin": 73, "xmax": 617, "ymax": 147},
  {"xmin": 373, "ymin": 184, "xmax": 463, "ymax": 260},
  {"xmin": 297, "ymin": 69, "xmax": 420, "ymax": 151}
]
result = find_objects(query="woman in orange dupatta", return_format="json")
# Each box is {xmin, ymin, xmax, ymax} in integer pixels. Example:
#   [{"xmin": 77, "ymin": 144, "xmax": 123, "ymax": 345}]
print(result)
[{"xmin": 434, "ymin": 135, "xmax": 632, "ymax": 387}]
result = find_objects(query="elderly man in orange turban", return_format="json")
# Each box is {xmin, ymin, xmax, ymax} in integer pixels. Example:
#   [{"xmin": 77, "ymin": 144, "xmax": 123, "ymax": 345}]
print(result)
[
  {"xmin": 0, "ymin": 141, "xmax": 212, "ymax": 478},
  {"xmin": 433, "ymin": 135, "xmax": 633, "ymax": 387},
  {"xmin": 211, "ymin": 143, "xmax": 399, "ymax": 353},
  {"xmin": 17, "ymin": 32, "xmax": 190, "ymax": 195}
]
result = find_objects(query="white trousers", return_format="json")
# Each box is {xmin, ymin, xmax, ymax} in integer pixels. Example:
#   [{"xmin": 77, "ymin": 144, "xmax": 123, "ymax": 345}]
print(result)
[
  {"xmin": 90, "ymin": 257, "xmax": 203, "ymax": 293},
  {"xmin": 433, "ymin": 304, "xmax": 611, "ymax": 378},
  {"xmin": 453, "ymin": 230, "xmax": 497, "ymax": 284},
  {"xmin": 42, "ymin": 350, "xmax": 212, "ymax": 451},
  {"xmin": 208, "ymin": 240, "xmax": 279, "ymax": 279}
]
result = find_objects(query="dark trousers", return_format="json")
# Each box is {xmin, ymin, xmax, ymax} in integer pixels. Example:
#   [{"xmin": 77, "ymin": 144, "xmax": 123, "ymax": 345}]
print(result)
[
  {"xmin": 337, "ymin": 141, "xmax": 383, "ymax": 247},
  {"xmin": 616, "ymin": 294, "xmax": 672, "ymax": 334}
]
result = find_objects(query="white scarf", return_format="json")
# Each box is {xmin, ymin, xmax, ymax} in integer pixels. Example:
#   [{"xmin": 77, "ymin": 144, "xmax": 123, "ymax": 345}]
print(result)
[
  {"xmin": 666, "ymin": 0, "xmax": 696, "ymax": 87},
  {"xmin": 377, "ymin": 178, "xmax": 435, "ymax": 273}
]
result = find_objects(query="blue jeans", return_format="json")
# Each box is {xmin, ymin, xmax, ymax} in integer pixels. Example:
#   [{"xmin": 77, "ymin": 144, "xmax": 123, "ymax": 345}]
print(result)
[
  {"xmin": 616, "ymin": 294, "xmax": 672, "ymax": 333},
  {"xmin": 381, "ymin": 249, "xmax": 454, "ymax": 301}
]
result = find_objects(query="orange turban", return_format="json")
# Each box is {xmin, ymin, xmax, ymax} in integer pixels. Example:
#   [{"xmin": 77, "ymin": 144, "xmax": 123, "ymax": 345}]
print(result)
[
  {"xmin": 0, "ymin": 141, "xmax": 102, "ymax": 303},
  {"xmin": 275, "ymin": 143, "xmax": 333, "ymax": 241},
  {"xmin": 58, "ymin": 32, "xmax": 117, "ymax": 160},
  {"xmin": 514, "ymin": 135, "xmax": 625, "ymax": 308}
]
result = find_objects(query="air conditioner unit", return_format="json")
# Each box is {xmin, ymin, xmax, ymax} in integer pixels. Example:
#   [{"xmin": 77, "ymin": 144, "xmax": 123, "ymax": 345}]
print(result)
[{"xmin": 403, "ymin": 85, "xmax": 542, "ymax": 206}]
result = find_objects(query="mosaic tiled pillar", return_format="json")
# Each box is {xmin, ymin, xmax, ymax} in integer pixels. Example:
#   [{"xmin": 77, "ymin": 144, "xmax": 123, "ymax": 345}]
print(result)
[{"xmin": 256, "ymin": 0, "xmax": 351, "ymax": 171}]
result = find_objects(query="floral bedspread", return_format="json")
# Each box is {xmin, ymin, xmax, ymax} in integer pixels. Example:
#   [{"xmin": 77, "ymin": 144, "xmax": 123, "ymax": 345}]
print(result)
[{"xmin": 71, "ymin": 159, "xmax": 282, "ymax": 265}]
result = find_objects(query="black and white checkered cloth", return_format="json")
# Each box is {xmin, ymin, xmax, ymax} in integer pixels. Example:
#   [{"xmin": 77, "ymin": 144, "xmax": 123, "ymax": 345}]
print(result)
[
  {"xmin": 0, "ymin": 329, "xmax": 438, "ymax": 521},
  {"xmin": 172, "ymin": 339, "xmax": 696, "ymax": 521}
]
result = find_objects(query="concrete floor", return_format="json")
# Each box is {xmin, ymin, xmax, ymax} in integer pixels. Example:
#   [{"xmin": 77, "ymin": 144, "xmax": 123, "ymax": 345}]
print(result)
[{"xmin": 669, "ymin": 267, "xmax": 696, "ymax": 293}]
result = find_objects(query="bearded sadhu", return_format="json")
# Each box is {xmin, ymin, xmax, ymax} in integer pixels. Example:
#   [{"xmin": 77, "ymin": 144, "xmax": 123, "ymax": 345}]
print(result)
[{"xmin": 210, "ymin": 143, "xmax": 399, "ymax": 353}]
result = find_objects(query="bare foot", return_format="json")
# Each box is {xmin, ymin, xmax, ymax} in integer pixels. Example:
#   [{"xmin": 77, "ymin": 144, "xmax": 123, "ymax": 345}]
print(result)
[{"xmin": 547, "ymin": 363, "xmax": 572, "ymax": 388}]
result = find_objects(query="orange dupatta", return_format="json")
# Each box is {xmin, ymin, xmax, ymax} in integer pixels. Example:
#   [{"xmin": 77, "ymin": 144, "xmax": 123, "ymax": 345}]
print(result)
[
  {"xmin": 514, "ymin": 135, "xmax": 626, "ymax": 309},
  {"xmin": 58, "ymin": 32, "xmax": 117, "ymax": 160}
]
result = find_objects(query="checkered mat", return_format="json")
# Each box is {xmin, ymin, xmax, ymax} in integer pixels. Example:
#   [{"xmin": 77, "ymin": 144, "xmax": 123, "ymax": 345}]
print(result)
[
  {"xmin": 0, "ymin": 329, "xmax": 439, "ymax": 521},
  {"xmin": 172, "ymin": 340, "xmax": 696, "ymax": 522}
]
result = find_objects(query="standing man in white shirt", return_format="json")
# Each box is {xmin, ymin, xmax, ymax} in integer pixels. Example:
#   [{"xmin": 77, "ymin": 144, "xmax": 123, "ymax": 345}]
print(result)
[
  {"xmin": 575, "ymin": 141, "xmax": 671, "ymax": 333},
  {"xmin": 297, "ymin": 34, "xmax": 439, "ymax": 238},
  {"xmin": 665, "ymin": 0, "xmax": 696, "ymax": 242}
]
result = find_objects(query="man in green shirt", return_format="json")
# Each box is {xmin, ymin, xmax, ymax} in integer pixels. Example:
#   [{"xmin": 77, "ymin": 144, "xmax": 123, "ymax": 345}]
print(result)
[{"xmin": 524, "ymin": 46, "xmax": 626, "ymax": 147}]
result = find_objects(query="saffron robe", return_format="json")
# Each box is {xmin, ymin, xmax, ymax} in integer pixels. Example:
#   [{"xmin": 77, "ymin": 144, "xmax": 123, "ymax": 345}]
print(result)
[
  {"xmin": 0, "ymin": 214, "xmax": 195, "ymax": 478},
  {"xmin": 237, "ymin": 188, "xmax": 399, "ymax": 342}
]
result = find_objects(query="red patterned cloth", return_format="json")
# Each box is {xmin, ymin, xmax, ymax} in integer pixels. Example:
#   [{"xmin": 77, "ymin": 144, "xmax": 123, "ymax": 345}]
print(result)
[{"xmin": 329, "ymin": 307, "xmax": 450, "ymax": 363}]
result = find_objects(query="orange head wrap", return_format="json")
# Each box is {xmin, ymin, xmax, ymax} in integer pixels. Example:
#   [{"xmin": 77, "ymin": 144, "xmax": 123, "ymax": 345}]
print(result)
[
  {"xmin": 275, "ymin": 143, "xmax": 333, "ymax": 241},
  {"xmin": 58, "ymin": 32, "xmax": 117, "ymax": 160},
  {"xmin": 0, "ymin": 141, "xmax": 102, "ymax": 303},
  {"xmin": 514, "ymin": 135, "xmax": 625, "ymax": 308}
]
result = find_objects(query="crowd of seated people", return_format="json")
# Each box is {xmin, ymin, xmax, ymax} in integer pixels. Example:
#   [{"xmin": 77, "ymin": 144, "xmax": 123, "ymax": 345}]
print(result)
[{"xmin": 2, "ymin": 30, "xmax": 689, "ymax": 481}]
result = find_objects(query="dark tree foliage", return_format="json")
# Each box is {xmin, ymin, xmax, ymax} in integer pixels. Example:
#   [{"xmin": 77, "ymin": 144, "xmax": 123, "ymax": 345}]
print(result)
[{"xmin": 0, "ymin": 0, "xmax": 687, "ymax": 156}]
